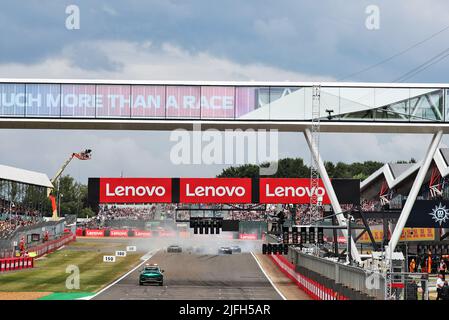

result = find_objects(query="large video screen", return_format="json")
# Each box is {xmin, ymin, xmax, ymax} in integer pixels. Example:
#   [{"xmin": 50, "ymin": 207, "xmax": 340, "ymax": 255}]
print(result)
[{"xmin": 0, "ymin": 83, "xmax": 301, "ymax": 120}]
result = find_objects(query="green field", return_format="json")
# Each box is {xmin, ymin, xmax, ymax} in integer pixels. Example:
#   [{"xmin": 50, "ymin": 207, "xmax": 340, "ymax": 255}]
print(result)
[{"xmin": 0, "ymin": 241, "xmax": 142, "ymax": 294}]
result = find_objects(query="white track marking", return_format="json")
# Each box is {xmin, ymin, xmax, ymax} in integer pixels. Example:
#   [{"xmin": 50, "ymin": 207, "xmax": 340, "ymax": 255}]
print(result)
[
  {"xmin": 82, "ymin": 249, "xmax": 159, "ymax": 300},
  {"xmin": 250, "ymin": 252, "xmax": 287, "ymax": 300}
]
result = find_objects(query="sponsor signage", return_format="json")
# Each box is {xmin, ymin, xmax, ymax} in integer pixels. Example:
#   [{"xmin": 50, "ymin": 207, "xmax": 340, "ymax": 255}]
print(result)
[
  {"xmin": 259, "ymin": 178, "xmax": 330, "ymax": 204},
  {"xmin": 358, "ymin": 227, "xmax": 435, "ymax": 243},
  {"xmin": 99, "ymin": 178, "xmax": 172, "ymax": 203},
  {"xmin": 158, "ymin": 230, "xmax": 176, "ymax": 237},
  {"xmin": 179, "ymin": 178, "xmax": 252, "ymax": 203},
  {"xmin": 85, "ymin": 229, "xmax": 105, "ymax": 237},
  {"xmin": 238, "ymin": 233, "xmax": 258, "ymax": 240},
  {"xmin": 134, "ymin": 230, "xmax": 152, "ymax": 238},
  {"xmin": 91, "ymin": 177, "xmax": 353, "ymax": 205},
  {"xmin": 406, "ymin": 200, "xmax": 449, "ymax": 228},
  {"xmin": 109, "ymin": 229, "xmax": 129, "ymax": 237}
]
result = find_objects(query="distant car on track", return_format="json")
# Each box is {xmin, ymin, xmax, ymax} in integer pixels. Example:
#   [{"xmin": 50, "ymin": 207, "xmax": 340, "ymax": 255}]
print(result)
[
  {"xmin": 139, "ymin": 264, "xmax": 164, "ymax": 286},
  {"xmin": 218, "ymin": 246, "xmax": 232, "ymax": 254},
  {"xmin": 230, "ymin": 245, "xmax": 241, "ymax": 253},
  {"xmin": 167, "ymin": 245, "xmax": 182, "ymax": 253}
]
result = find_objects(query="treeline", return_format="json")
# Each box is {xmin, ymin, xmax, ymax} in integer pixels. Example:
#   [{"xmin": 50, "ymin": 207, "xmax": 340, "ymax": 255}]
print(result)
[
  {"xmin": 57, "ymin": 175, "xmax": 95, "ymax": 218},
  {"xmin": 217, "ymin": 157, "xmax": 384, "ymax": 180}
]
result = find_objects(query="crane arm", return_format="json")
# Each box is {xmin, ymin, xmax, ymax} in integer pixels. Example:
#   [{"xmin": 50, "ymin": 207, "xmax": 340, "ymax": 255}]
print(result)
[{"xmin": 51, "ymin": 154, "xmax": 75, "ymax": 184}]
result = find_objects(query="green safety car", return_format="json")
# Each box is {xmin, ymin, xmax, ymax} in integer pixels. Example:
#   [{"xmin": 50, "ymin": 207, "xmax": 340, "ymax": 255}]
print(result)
[{"xmin": 139, "ymin": 264, "xmax": 164, "ymax": 286}]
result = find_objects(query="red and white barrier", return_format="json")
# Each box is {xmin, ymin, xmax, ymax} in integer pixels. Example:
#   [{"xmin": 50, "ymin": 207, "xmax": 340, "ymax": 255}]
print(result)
[
  {"xmin": 0, "ymin": 257, "xmax": 34, "ymax": 272},
  {"xmin": 270, "ymin": 254, "xmax": 347, "ymax": 300}
]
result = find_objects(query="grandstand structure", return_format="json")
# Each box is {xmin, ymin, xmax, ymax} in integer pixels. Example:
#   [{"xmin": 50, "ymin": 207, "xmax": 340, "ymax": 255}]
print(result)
[
  {"xmin": 2, "ymin": 78, "xmax": 449, "ymax": 263},
  {"xmin": 0, "ymin": 164, "xmax": 60, "ymax": 257}
]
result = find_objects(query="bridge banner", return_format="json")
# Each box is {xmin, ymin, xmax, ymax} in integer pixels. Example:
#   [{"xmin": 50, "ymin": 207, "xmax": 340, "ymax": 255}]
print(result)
[
  {"xmin": 90, "ymin": 177, "xmax": 359, "ymax": 205},
  {"xmin": 99, "ymin": 178, "xmax": 172, "ymax": 204},
  {"xmin": 179, "ymin": 178, "xmax": 252, "ymax": 203},
  {"xmin": 259, "ymin": 178, "xmax": 330, "ymax": 204}
]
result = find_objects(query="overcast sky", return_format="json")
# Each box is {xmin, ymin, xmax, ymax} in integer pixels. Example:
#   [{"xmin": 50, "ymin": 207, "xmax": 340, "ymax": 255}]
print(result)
[{"xmin": 1, "ymin": 0, "xmax": 449, "ymax": 183}]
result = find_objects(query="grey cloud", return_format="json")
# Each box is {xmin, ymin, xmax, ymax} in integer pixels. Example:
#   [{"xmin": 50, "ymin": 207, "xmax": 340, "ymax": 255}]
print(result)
[
  {"xmin": 1, "ymin": 1, "xmax": 449, "ymax": 81},
  {"xmin": 63, "ymin": 42, "xmax": 124, "ymax": 72}
]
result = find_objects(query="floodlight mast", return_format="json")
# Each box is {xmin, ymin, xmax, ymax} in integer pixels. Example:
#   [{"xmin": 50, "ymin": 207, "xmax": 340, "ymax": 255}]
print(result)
[{"xmin": 48, "ymin": 149, "xmax": 92, "ymax": 220}]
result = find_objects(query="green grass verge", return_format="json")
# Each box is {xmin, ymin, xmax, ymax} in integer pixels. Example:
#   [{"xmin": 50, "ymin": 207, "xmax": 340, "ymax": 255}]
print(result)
[
  {"xmin": 37, "ymin": 292, "xmax": 94, "ymax": 300},
  {"xmin": 0, "ymin": 242, "xmax": 141, "ymax": 293}
]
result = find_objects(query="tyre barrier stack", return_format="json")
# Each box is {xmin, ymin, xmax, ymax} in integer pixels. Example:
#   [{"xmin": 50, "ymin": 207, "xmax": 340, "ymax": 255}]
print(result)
[
  {"xmin": 0, "ymin": 257, "xmax": 34, "ymax": 272},
  {"xmin": 270, "ymin": 254, "xmax": 376, "ymax": 300}
]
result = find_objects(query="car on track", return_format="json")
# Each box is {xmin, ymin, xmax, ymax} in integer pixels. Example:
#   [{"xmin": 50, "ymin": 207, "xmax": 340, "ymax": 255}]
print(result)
[
  {"xmin": 167, "ymin": 245, "xmax": 182, "ymax": 253},
  {"xmin": 230, "ymin": 245, "xmax": 242, "ymax": 253},
  {"xmin": 139, "ymin": 264, "xmax": 164, "ymax": 286},
  {"xmin": 218, "ymin": 246, "xmax": 233, "ymax": 254}
]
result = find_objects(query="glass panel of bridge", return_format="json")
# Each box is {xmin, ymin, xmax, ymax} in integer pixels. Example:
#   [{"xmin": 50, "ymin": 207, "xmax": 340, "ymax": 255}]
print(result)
[
  {"xmin": 373, "ymin": 88, "xmax": 411, "ymax": 122},
  {"xmin": 408, "ymin": 89, "xmax": 444, "ymax": 122},
  {"xmin": 337, "ymin": 87, "xmax": 375, "ymax": 121},
  {"xmin": 25, "ymin": 84, "xmax": 61, "ymax": 117},
  {"xmin": 61, "ymin": 84, "xmax": 96, "ymax": 117},
  {"xmin": 320, "ymin": 87, "xmax": 340, "ymax": 121},
  {"xmin": 0, "ymin": 83, "xmax": 25, "ymax": 117},
  {"xmin": 200, "ymin": 86, "xmax": 235, "ymax": 119},
  {"xmin": 268, "ymin": 87, "xmax": 303, "ymax": 120},
  {"xmin": 446, "ymin": 89, "xmax": 449, "ymax": 122},
  {"xmin": 235, "ymin": 87, "xmax": 269, "ymax": 120},
  {"xmin": 130, "ymin": 85, "xmax": 166, "ymax": 118},
  {"xmin": 165, "ymin": 86, "xmax": 201, "ymax": 118},
  {"xmin": 96, "ymin": 85, "xmax": 131, "ymax": 118}
]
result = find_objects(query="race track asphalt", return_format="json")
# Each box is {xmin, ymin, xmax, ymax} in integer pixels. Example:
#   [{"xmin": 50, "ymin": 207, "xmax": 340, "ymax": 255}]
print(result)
[{"xmin": 93, "ymin": 251, "xmax": 283, "ymax": 300}]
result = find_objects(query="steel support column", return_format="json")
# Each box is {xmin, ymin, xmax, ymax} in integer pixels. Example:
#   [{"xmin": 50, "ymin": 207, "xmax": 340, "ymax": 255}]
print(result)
[
  {"xmin": 304, "ymin": 128, "xmax": 361, "ymax": 263},
  {"xmin": 387, "ymin": 130, "xmax": 443, "ymax": 255}
]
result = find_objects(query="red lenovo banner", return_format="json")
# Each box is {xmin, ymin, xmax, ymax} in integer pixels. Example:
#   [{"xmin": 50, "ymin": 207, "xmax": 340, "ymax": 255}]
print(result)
[
  {"xmin": 259, "ymin": 178, "xmax": 330, "ymax": 204},
  {"xmin": 179, "ymin": 178, "xmax": 252, "ymax": 203},
  {"xmin": 134, "ymin": 230, "xmax": 152, "ymax": 238},
  {"xmin": 85, "ymin": 229, "xmax": 105, "ymax": 237},
  {"xmin": 99, "ymin": 178, "xmax": 172, "ymax": 203},
  {"xmin": 91, "ymin": 177, "xmax": 349, "ymax": 204},
  {"xmin": 109, "ymin": 229, "xmax": 129, "ymax": 237},
  {"xmin": 239, "ymin": 233, "xmax": 258, "ymax": 240}
]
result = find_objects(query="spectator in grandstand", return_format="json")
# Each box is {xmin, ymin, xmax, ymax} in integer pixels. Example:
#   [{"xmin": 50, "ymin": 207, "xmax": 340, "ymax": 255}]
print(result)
[
  {"xmin": 409, "ymin": 258, "xmax": 416, "ymax": 273},
  {"xmin": 424, "ymin": 252, "xmax": 433, "ymax": 274},
  {"xmin": 438, "ymin": 258, "xmax": 447, "ymax": 279},
  {"xmin": 436, "ymin": 274, "xmax": 445, "ymax": 300}
]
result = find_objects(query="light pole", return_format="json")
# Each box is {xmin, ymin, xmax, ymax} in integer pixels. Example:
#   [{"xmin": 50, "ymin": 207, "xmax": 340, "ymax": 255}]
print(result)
[{"xmin": 58, "ymin": 193, "xmax": 63, "ymax": 218}]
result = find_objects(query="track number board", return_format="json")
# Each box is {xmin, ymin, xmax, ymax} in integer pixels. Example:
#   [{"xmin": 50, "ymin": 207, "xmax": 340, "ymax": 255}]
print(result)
[
  {"xmin": 103, "ymin": 256, "xmax": 116, "ymax": 263},
  {"xmin": 116, "ymin": 250, "xmax": 127, "ymax": 257}
]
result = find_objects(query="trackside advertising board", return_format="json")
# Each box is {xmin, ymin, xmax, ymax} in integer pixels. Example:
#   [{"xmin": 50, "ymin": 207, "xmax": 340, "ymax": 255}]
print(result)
[{"xmin": 92, "ymin": 177, "xmax": 346, "ymax": 204}]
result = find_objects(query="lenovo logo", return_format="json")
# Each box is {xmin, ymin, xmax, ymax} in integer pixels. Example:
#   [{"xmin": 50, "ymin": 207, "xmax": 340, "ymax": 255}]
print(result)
[
  {"xmin": 99, "ymin": 178, "xmax": 172, "ymax": 203},
  {"xmin": 180, "ymin": 178, "xmax": 252, "ymax": 203},
  {"xmin": 264, "ymin": 185, "xmax": 326, "ymax": 198},
  {"xmin": 105, "ymin": 183, "xmax": 166, "ymax": 197},
  {"xmin": 259, "ymin": 178, "xmax": 330, "ymax": 204},
  {"xmin": 185, "ymin": 184, "xmax": 246, "ymax": 197}
]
